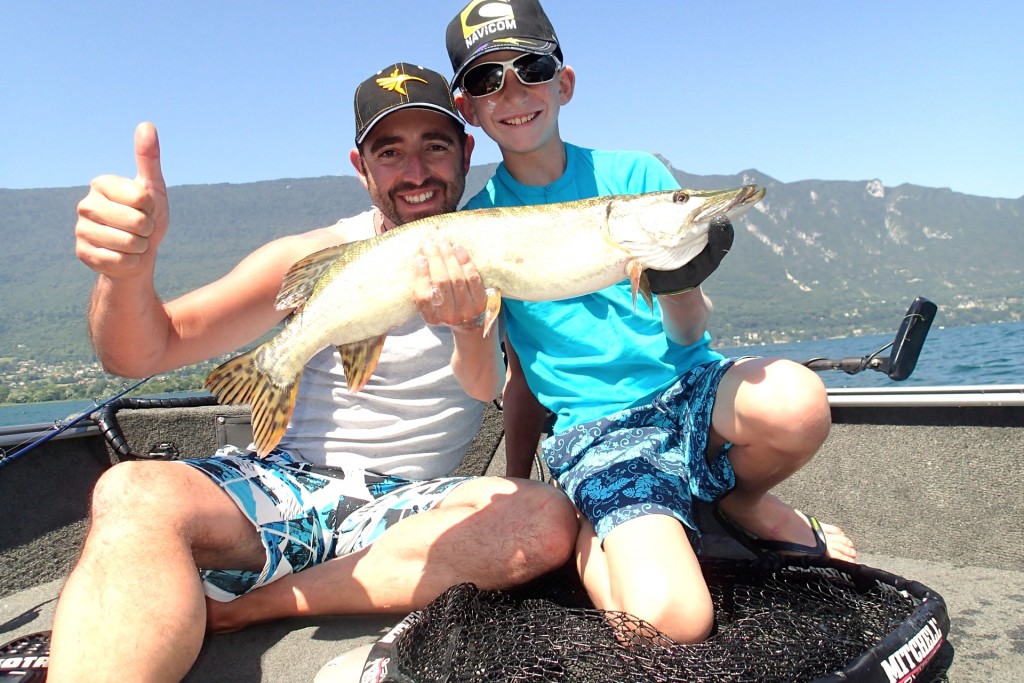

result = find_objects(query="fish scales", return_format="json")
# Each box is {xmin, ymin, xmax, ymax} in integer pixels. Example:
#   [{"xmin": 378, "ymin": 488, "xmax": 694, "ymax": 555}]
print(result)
[
  {"xmin": 205, "ymin": 185, "xmax": 766, "ymax": 455},
  {"xmin": 256, "ymin": 200, "xmax": 633, "ymax": 387}
]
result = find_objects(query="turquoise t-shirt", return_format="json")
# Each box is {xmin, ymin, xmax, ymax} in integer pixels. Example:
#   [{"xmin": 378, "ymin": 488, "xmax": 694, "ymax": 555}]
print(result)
[{"xmin": 465, "ymin": 143, "xmax": 723, "ymax": 432}]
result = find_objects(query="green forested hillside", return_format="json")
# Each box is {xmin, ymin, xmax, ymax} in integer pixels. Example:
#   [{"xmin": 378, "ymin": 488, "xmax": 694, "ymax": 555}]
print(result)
[
  {"xmin": 669, "ymin": 168, "xmax": 1022, "ymax": 345},
  {"xmin": 1, "ymin": 163, "xmax": 1020, "ymax": 377}
]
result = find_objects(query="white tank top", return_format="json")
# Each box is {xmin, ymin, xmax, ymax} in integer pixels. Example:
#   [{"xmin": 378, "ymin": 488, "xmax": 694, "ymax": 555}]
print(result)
[{"xmin": 276, "ymin": 211, "xmax": 485, "ymax": 479}]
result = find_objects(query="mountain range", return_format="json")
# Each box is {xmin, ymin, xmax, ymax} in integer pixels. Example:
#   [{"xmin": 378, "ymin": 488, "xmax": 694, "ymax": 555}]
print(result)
[{"xmin": 1, "ymin": 161, "xmax": 1021, "ymax": 368}]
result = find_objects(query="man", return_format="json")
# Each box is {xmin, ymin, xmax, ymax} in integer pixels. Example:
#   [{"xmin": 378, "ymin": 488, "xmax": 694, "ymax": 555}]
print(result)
[{"xmin": 50, "ymin": 62, "xmax": 577, "ymax": 682}]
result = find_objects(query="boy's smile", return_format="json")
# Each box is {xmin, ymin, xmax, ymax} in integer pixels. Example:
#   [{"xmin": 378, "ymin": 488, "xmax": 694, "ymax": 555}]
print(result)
[{"xmin": 502, "ymin": 112, "xmax": 539, "ymax": 126}]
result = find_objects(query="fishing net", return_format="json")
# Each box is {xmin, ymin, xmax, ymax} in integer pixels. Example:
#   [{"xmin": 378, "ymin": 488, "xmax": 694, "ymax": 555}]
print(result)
[{"xmin": 361, "ymin": 558, "xmax": 951, "ymax": 683}]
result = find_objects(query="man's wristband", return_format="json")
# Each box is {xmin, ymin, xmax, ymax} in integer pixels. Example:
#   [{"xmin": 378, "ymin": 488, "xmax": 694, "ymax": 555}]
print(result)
[{"xmin": 452, "ymin": 312, "xmax": 487, "ymax": 330}]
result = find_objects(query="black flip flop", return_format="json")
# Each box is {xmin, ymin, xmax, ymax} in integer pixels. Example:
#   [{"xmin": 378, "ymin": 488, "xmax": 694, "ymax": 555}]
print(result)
[{"xmin": 713, "ymin": 506, "xmax": 828, "ymax": 559}]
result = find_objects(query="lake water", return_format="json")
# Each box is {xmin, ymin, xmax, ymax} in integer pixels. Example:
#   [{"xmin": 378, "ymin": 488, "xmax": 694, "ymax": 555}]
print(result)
[
  {"xmin": 2, "ymin": 320, "xmax": 1021, "ymax": 428},
  {"xmin": 718, "ymin": 319, "xmax": 1023, "ymax": 389}
]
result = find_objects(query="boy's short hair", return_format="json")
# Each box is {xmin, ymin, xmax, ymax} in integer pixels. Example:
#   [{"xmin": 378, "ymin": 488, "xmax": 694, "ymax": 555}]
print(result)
[
  {"xmin": 353, "ymin": 62, "xmax": 464, "ymax": 145},
  {"xmin": 446, "ymin": 0, "xmax": 562, "ymax": 91}
]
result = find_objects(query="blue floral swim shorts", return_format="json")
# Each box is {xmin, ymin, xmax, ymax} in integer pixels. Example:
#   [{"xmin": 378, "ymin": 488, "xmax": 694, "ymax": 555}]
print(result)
[
  {"xmin": 180, "ymin": 448, "xmax": 469, "ymax": 602},
  {"xmin": 543, "ymin": 358, "xmax": 737, "ymax": 546}
]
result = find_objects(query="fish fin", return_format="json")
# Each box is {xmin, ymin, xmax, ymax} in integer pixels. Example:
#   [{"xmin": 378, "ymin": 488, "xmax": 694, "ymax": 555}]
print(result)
[
  {"xmin": 483, "ymin": 287, "xmax": 502, "ymax": 338},
  {"xmin": 276, "ymin": 240, "xmax": 380, "ymax": 310},
  {"xmin": 339, "ymin": 334, "xmax": 387, "ymax": 393},
  {"xmin": 639, "ymin": 272, "xmax": 654, "ymax": 312},
  {"xmin": 204, "ymin": 348, "xmax": 301, "ymax": 458},
  {"xmin": 627, "ymin": 260, "xmax": 654, "ymax": 312}
]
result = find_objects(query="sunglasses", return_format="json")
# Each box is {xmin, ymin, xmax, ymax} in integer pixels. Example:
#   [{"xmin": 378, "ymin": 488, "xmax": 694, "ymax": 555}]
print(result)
[{"xmin": 461, "ymin": 53, "xmax": 562, "ymax": 97}]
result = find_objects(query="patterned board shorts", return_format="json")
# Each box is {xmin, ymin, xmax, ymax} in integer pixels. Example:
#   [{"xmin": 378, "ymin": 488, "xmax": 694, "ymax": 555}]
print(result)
[
  {"xmin": 180, "ymin": 448, "xmax": 470, "ymax": 602},
  {"xmin": 543, "ymin": 358, "xmax": 738, "ymax": 547}
]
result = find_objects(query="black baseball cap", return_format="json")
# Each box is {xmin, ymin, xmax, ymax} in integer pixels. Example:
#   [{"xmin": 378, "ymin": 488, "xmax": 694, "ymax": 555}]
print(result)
[
  {"xmin": 446, "ymin": 0, "xmax": 562, "ymax": 92},
  {"xmin": 353, "ymin": 63, "xmax": 463, "ymax": 145}
]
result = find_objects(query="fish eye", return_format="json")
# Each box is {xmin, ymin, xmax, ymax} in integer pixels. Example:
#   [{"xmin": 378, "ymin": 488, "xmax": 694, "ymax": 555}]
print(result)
[{"xmin": 673, "ymin": 191, "xmax": 690, "ymax": 204}]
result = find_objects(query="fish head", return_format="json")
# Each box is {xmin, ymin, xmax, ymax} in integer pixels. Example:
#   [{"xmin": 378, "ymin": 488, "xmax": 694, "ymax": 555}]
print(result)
[{"xmin": 607, "ymin": 184, "xmax": 765, "ymax": 270}]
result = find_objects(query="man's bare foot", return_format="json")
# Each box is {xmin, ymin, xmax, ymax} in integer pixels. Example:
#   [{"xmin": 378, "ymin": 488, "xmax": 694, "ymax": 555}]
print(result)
[{"xmin": 717, "ymin": 493, "xmax": 857, "ymax": 562}]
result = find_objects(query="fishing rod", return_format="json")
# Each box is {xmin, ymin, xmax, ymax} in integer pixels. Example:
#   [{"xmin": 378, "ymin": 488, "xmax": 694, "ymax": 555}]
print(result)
[{"xmin": 0, "ymin": 376, "xmax": 153, "ymax": 471}]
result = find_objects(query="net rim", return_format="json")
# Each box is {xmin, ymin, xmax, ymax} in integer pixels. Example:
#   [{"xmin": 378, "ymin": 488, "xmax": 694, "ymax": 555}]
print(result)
[{"xmin": 357, "ymin": 557, "xmax": 951, "ymax": 683}]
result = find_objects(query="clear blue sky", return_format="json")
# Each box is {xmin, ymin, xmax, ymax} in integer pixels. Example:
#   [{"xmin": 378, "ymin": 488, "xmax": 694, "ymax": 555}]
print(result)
[{"xmin": 3, "ymin": 1, "xmax": 1021, "ymax": 198}]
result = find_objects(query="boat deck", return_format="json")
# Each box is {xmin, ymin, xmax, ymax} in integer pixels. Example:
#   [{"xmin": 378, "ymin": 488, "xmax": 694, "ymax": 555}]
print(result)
[{"xmin": 2, "ymin": 387, "xmax": 1023, "ymax": 681}]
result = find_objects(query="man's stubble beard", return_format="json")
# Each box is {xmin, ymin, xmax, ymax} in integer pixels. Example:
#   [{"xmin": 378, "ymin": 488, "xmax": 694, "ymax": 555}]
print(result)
[{"xmin": 370, "ymin": 174, "xmax": 466, "ymax": 228}]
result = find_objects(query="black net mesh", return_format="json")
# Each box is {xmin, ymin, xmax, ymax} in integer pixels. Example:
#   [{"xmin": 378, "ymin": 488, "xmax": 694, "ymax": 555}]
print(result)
[{"xmin": 384, "ymin": 559, "xmax": 951, "ymax": 683}]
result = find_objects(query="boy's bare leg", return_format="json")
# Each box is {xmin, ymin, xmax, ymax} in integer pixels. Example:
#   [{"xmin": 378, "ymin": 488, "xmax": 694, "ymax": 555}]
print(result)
[
  {"xmin": 575, "ymin": 516, "xmax": 610, "ymax": 606},
  {"xmin": 207, "ymin": 477, "xmax": 577, "ymax": 632},
  {"xmin": 579, "ymin": 515, "xmax": 713, "ymax": 644},
  {"xmin": 48, "ymin": 461, "xmax": 266, "ymax": 683},
  {"xmin": 712, "ymin": 358, "xmax": 857, "ymax": 560}
]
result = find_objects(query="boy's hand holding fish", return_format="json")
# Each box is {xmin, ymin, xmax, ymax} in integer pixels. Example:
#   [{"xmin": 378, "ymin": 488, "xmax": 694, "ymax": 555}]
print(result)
[{"xmin": 645, "ymin": 215, "xmax": 735, "ymax": 296}]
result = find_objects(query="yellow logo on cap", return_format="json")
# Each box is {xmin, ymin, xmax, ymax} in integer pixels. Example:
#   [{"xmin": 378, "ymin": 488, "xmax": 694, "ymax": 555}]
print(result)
[
  {"xmin": 461, "ymin": 0, "xmax": 515, "ymax": 41},
  {"xmin": 376, "ymin": 69, "xmax": 427, "ymax": 96}
]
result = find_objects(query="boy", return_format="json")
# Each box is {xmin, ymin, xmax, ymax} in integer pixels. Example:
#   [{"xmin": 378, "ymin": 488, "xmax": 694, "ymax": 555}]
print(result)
[{"xmin": 445, "ymin": 0, "xmax": 856, "ymax": 643}]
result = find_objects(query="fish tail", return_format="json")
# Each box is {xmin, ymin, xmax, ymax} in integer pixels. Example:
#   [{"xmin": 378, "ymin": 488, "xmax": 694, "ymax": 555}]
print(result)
[{"xmin": 204, "ymin": 349, "xmax": 300, "ymax": 457}]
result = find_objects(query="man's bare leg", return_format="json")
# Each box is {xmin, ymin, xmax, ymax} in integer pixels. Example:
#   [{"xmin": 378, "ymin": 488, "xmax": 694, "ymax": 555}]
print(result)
[
  {"xmin": 712, "ymin": 358, "xmax": 857, "ymax": 561},
  {"xmin": 207, "ymin": 477, "xmax": 577, "ymax": 632},
  {"xmin": 48, "ymin": 461, "xmax": 265, "ymax": 683}
]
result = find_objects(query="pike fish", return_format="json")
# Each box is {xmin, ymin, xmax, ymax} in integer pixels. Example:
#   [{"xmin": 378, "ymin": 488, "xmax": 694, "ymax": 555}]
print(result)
[{"xmin": 205, "ymin": 184, "xmax": 766, "ymax": 456}]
